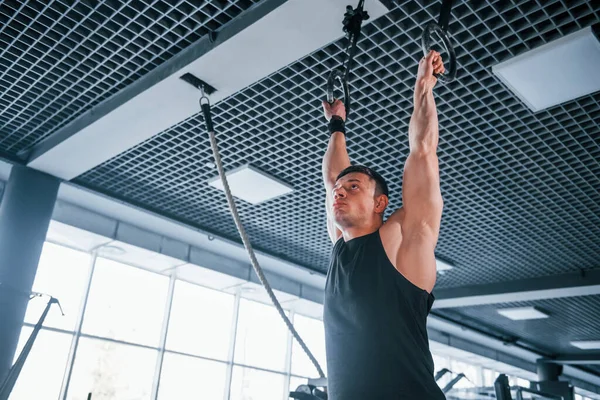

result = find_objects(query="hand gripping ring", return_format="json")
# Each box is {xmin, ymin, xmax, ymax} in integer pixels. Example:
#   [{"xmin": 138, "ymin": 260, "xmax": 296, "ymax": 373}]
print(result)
[
  {"xmin": 326, "ymin": 68, "xmax": 350, "ymax": 115},
  {"xmin": 421, "ymin": 22, "xmax": 457, "ymax": 84}
]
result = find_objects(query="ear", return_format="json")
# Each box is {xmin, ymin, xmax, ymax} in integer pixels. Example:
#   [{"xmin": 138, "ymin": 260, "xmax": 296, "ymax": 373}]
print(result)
[{"xmin": 374, "ymin": 194, "xmax": 389, "ymax": 215}]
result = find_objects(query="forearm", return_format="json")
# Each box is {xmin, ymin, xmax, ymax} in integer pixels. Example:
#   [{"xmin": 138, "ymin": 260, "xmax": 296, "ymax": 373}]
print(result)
[
  {"xmin": 322, "ymin": 132, "xmax": 351, "ymax": 186},
  {"xmin": 408, "ymin": 80, "xmax": 439, "ymax": 154}
]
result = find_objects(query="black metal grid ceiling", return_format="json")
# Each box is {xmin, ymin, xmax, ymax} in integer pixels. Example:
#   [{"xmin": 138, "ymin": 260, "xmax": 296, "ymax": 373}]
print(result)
[
  {"xmin": 0, "ymin": 0, "xmax": 262, "ymax": 156},
  {"xmin": 434, "ymin": 296, "xmax": 600, "ymax": 357},
  {"xmin": 78, "ymin": 0, "xmax": 600, "ymax": 287}
]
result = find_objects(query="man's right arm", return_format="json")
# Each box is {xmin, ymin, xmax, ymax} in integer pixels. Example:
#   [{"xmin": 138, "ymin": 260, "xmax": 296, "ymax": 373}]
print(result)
[{"xmin": 322, "ymin": 100, "xmax": 350, "ymax": 243}]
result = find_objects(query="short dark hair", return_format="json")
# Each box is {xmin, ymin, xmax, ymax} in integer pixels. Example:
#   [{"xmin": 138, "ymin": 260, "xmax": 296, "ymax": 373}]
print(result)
[{"xmin": 336, "ymin": 165, "xmax": 389, "ymax": 197}]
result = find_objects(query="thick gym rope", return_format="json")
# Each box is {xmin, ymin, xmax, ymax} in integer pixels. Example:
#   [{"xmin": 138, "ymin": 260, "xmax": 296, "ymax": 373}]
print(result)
[
  {"xmin": 199, "ymin": 93, "xmax": 325, "ymax": 379},
  {"xmin": 193, "ymin": 1, "xmax": 374, "ymax": 380}
]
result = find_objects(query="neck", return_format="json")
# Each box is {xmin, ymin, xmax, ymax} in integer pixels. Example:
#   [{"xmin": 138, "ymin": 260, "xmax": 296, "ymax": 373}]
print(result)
[{"xmin": 342, "ymin": 220, "xmax": 383, "ymax": 242}]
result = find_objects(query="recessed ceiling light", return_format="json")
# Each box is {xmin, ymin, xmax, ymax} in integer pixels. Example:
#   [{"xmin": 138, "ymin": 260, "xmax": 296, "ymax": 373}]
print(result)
[
  {"xmin": 497, "ymin": 306, "xmax": 549, "ymax": 320},
  {"xmin": 208, "ymin": 164, "xmax": 293, "ymax": 205},
  {"xmin": 492, "ymin": 25, "xmax": 600, "ymax": 112},
  {"xmin": 100, "ymin": 245, "xmax": 126, "ymax": 255},
  {"xmin": 436, "ymin": 258, "xmax": 454, "ymax": 272},
  {"xmin": 570, "ymin": 341, "xmax": 600, "ymax": 350},
  {"xmin": 26, "ymin": 0, "xmax": 389, "ymax": 180}
]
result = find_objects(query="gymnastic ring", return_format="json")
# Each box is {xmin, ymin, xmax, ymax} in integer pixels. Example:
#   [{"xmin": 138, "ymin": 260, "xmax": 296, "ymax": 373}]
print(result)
[
  {"xmin": 326, "ymin": 68, "xmax": 350, "ymax": 116},
  {"xmin": 421, "ymin": 22, "xmax": 457, "ymax": 83}
]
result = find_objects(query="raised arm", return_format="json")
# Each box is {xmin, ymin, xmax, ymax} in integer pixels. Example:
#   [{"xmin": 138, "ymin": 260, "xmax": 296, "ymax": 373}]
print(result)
[
  {"xmin": 322, "ymin": 100, "xmax": 350, "ymax": 243},
  {"xmin": 396, "ymin": 50, "xmax": 445, "ymax": 293}
]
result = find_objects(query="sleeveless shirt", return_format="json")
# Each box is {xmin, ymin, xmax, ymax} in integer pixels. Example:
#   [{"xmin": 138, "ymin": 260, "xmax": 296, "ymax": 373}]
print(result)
[{"xmin": 323, "ymin": 230, "xmax": 446, "ymax": 400}]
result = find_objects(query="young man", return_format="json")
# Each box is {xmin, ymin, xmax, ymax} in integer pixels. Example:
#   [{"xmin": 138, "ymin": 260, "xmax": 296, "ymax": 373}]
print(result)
[{"xmin": 321, "ymin": 50, "xmax": 446, "ymax": 399}]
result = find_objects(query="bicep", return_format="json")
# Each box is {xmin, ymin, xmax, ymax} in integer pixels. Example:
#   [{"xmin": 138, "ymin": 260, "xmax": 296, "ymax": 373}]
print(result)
[
  {"xmin": 402, "ymin": 152, "xmax": 443, "ymax": 236},
  {"xmin": 397, "ymin": 152, "xmax": 443, "ymax": 293}
]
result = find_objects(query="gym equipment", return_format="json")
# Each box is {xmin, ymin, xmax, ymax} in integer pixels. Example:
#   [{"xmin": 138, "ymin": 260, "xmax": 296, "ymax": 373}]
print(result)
[
  {"xmin": 325, "ymin": 0, "xmax": 369, "ymax": 122},
  {"xmin": 434, "ymin": 368, "xmax": 471, "ymax": 394},
  {"xmin": 442, "ymin": 372, "xmax": 574, "ymax": 400},
  {"xmin": 289, "ymin": 384, "xmax": 327, "ymax": 400},
  {"xmin": 192, "ymin": 82, "xmax": 326, "ymax": 382},
  {"xmin": 0, "ymin": 282, "xmax": 63, "ymax": 400},
  {"xmin": 422, "ymin": 0, "xmax": 457, "ymax": 83},
  {"xmin": 193, "ymin": 79, "xmax": 331, "ymax": 399},
  {"xmin": 443, "ymin": 372, "xmax": 468, "ymax": 393},
  {"xmin": 435, "ymin": 367, "xmax": 452, "ymax": 382}
]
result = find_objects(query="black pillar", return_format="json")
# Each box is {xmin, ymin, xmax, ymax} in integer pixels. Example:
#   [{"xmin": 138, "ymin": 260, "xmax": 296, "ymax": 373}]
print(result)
[{"xmin": 0, "ymin": 166, "xmax": 60, "ymax": 384}]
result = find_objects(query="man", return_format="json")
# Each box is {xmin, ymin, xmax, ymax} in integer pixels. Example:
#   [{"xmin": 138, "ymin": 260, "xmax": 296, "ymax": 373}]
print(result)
[{"xmin": 321, "ymin": 50, "xmax": 446, "ymax": 399}]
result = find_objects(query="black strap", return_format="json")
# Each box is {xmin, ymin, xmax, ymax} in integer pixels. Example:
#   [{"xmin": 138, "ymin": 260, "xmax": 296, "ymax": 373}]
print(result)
[
  {"xmin": 438, "ymin": 0, "xmax": 454, "ymax": 32},
  {"xmin": 328, "ymin": 116, "xmax": 346, "ymax": 136}
]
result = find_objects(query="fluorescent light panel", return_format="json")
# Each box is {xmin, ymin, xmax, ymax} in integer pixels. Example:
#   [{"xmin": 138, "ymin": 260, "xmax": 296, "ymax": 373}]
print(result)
[
  {"xmin": 28, "ymin": 0, "xmax": 389, "ymax": 180},
  {"xmin": 208, "ymin": 164, "xmax": 293, "ymax": 204},
  {"xmin": 497, "ymin": 306, "xmax": 549, "ymax": 320},
  {"xmin": 436, "ymin": 258, "xmax": 454, "ymax": 272},
  {"xmin": 570, "ymin": 341, "xmax": 600, "ymax": 350},
  {"xmin": 492, "ymin": 26, "xmax": 600, "ymax": 112}
]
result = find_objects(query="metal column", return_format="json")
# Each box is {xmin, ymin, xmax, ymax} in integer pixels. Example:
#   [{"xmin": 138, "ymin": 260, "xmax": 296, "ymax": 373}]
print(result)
[{"xmin": 0, "ymin": 165, "xmax": 60, "ymax": 384}]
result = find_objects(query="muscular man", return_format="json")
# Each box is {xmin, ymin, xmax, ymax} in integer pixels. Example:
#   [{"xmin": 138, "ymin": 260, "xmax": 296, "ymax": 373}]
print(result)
[{"xmin": 321, "ymin": 50, "xmax": 446, "ymax": 399}]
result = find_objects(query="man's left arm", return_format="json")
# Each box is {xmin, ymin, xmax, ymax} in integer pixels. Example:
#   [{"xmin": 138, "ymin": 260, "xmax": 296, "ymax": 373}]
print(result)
[{"xmin": 394, "ymin": 50, "xmax": 445, "ymax": 293}]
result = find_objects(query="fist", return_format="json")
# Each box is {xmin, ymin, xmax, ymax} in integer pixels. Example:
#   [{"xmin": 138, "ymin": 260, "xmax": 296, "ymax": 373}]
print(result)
[
  {"xmin": 417, "ymin": 50, "xmax": 445, "ymax": 88},
  {"xmin": 322, "ymin": 99, "xmax": 346, "ymax": 122}
]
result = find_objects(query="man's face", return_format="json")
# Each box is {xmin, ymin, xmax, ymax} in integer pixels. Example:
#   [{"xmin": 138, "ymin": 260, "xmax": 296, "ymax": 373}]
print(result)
[{"xmin": 331, "ymin": 172, "xmax": 382, "ymax": 229}]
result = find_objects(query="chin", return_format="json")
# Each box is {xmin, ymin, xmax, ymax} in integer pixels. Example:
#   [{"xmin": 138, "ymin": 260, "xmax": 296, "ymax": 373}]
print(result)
[{"xmin": 333, "ymin": 215, "xmax": 354, "ymax": 229}]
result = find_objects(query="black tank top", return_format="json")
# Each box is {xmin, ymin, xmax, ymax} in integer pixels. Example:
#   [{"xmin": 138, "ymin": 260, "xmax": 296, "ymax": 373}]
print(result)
[{"xmin": 323, "ymin": 230, "xmax": 445, "ymax": 400}]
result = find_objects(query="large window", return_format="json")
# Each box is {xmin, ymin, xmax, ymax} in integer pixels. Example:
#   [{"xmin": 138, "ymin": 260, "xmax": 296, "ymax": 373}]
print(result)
[
  {"xmin": 13, "ymin": 238, "xmax": 329, "ymax": 400},
  {"xmin": 482, "ymin": 368, "xmax": 496, "ymax": 386},
  {"xmin": 510, "ymin": 376, "xmax": 531, "ymax": 388},
  {"xmin": 234, "ymin": 298, "xmax": 289, "ymax": 372},
  {"xmin": 81, "ymin": 257, "xmax": 169, "ymax": 347},
  {"xmin": 24, "ymin": 242, "xmax": 91, "ymax": 331},
  {"xmin": 450, "ymin": 359, "xmax": 480, "ymax": 388},
  {"xmin": 432, "ymin": 353, "xmax": 452, "ymax": 388},
  {"xmin": 66, "ymin": 337, "xmax": 158, "ymax": 400},
  {"xmin": 10, "ymin": 327, "xmax": 73, "ymax": 400},
  {"xmin": 23, "ymin": 235, "xmax": 562, "ymax": 400},
  {"xmin": 229, "ymin": 366, "xmax": 286, "ymax": 400},
  {"xmin": 157, "ymin": 353, "xmax": 227, "ymax": 399},
  {"xmin": 166, "ymin": 280, "xmax": 234, "ymax": 361},
  {"xmin": 291, "ymin": 314, "xmax": 327, "ymax": 378},
  {"xmin": 432, "ymin": 353, "xmax": 450, "ymax": 372}
]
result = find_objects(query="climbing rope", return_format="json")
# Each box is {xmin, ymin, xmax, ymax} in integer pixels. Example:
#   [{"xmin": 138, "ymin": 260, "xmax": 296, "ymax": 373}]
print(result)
[{"xmin": 199, "ymin": 91, "xmax": 325, "ymax": 379}]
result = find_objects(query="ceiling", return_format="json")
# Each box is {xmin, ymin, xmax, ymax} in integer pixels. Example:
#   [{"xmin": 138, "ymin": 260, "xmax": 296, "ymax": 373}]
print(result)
[
  {"xmin": 0, "ymin": 0, "xmax": 262, "ymax": 155},
  {"xmin": 435, "ymin": 296, "xmax": 600, "ymax": 374},
  {"xmin": 1, "ymin": 0, "xmax": 600, "ymax": 384}
]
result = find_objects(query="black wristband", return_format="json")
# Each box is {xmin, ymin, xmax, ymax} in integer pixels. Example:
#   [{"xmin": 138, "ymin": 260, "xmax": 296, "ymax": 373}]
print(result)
[{"xmin": 328, "ymin": 115, "xmax": 346, "ymax": 136}]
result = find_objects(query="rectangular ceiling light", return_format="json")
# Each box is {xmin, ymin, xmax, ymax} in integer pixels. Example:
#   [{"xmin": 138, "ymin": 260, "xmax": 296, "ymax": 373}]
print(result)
[
  {"xmin": 497, "ymin": 306, "xmax": 549, "ymax": 320},
  {"xmin": 208, "ymin": 165, "xmax": 293, "ymax": 205},
  {"xmin": 570, "ymin": 341, "xmax": 600, "ymax": 350},
  {"xmin": 436, "ymin": 258, "xmax": 454, "ymax": 272},
  {"xmin": 492, "ymin": 25, "xmax": 600, "ymax": 112},
  {"xmin": 28, "ymin": 0, "xmax": 389, "ymax": 180}
]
